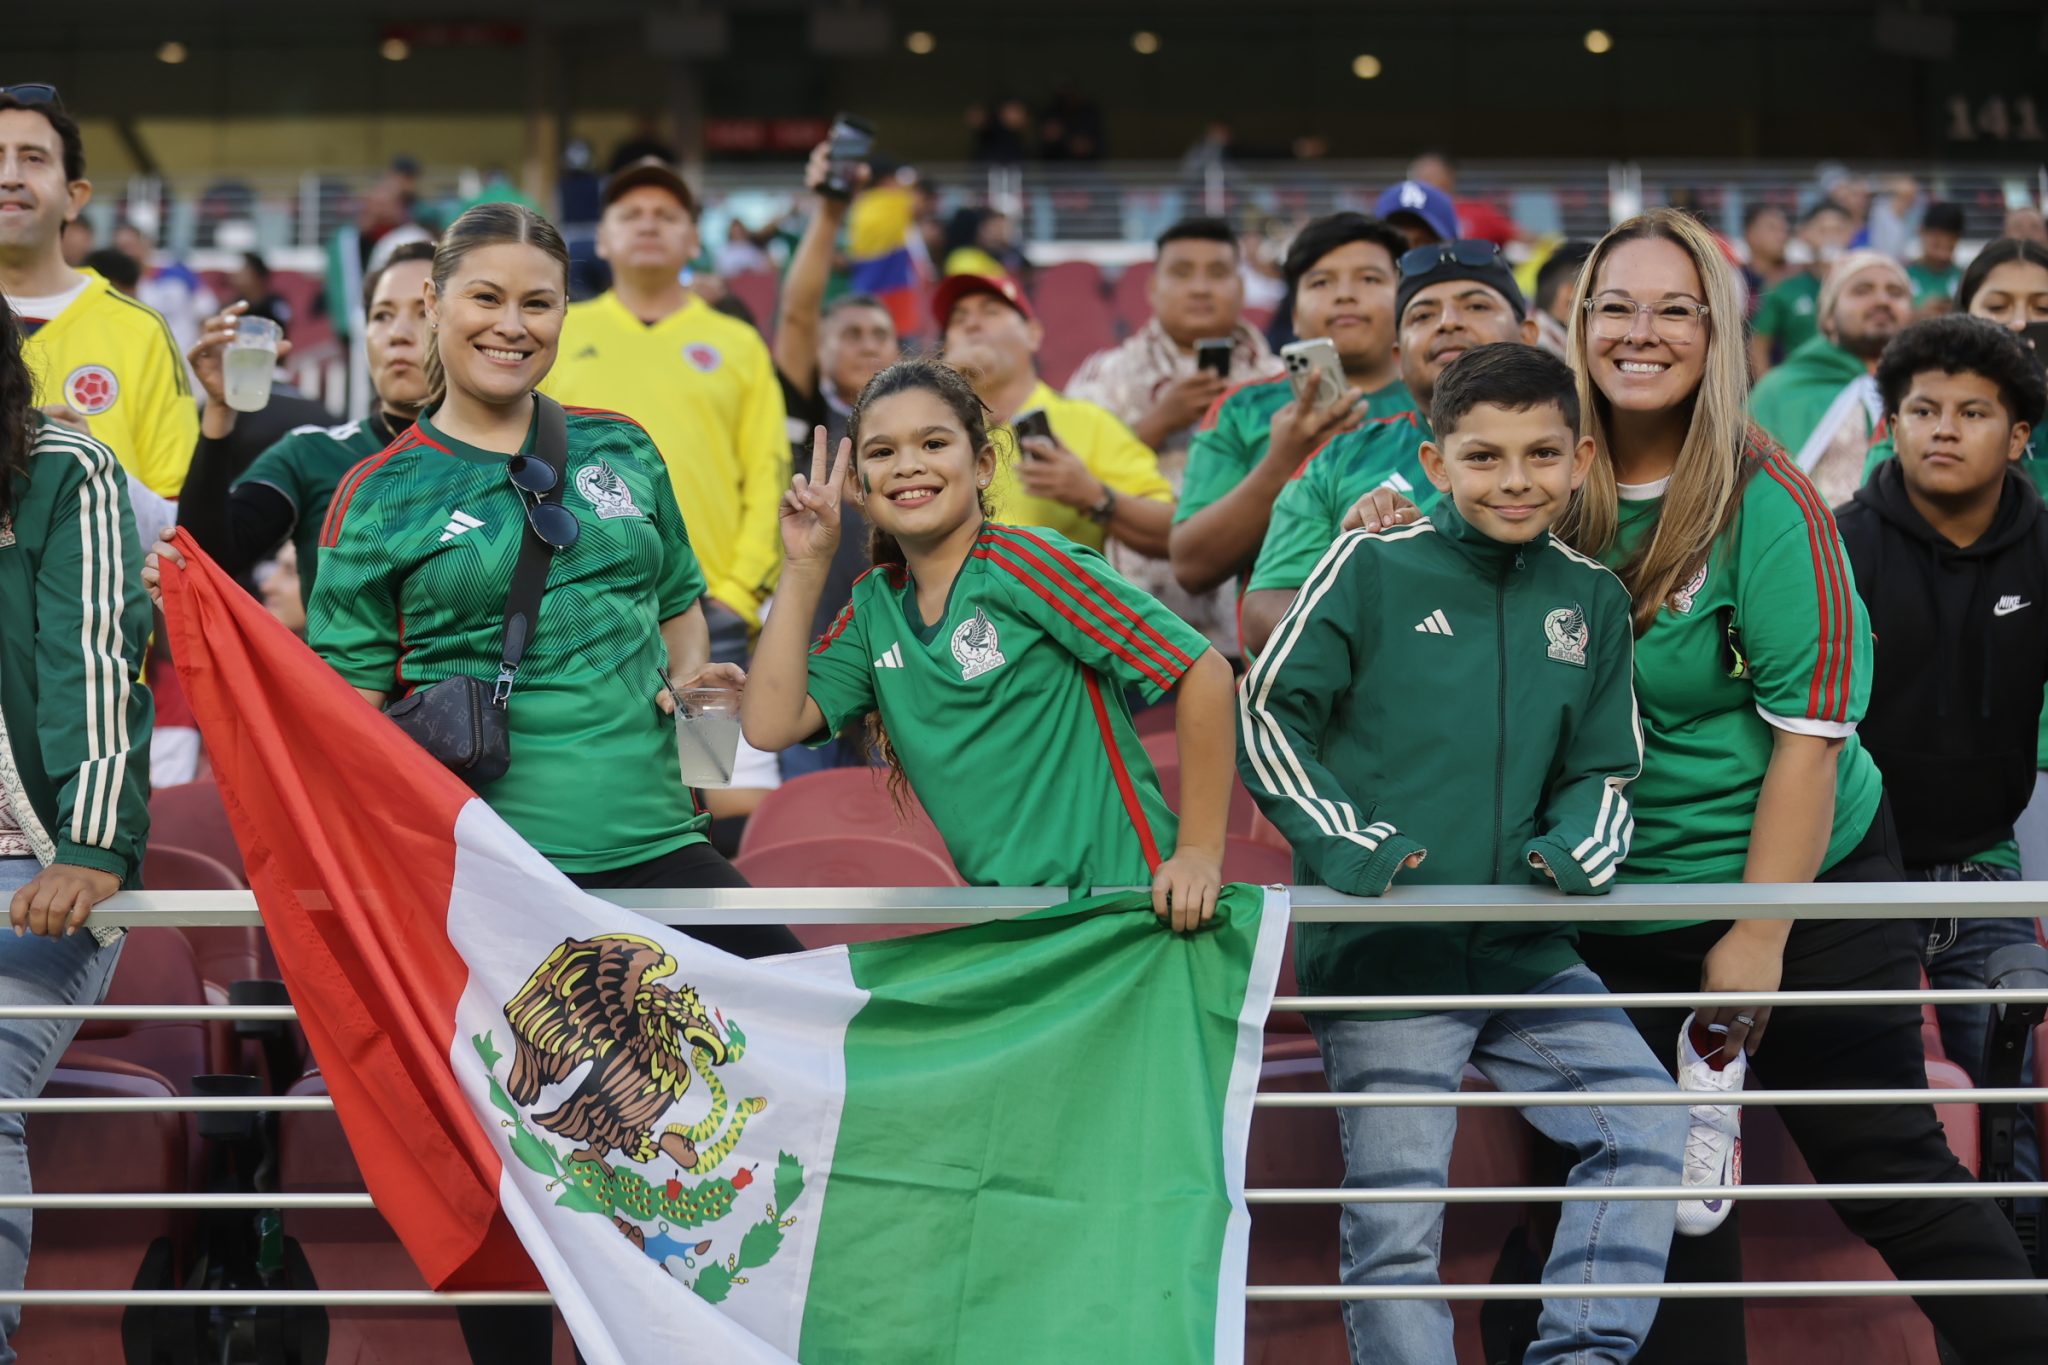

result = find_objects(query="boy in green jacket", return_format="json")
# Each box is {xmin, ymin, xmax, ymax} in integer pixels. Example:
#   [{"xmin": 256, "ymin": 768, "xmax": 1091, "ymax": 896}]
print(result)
[{"xmin": 1238, "ymin": 344, "xmax": 1681, "ymax": 1365}]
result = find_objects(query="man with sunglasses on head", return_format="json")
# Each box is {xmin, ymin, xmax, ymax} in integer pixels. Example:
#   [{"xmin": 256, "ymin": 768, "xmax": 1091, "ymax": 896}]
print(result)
[
  {"xmin": 1239, "ymin": 241, "xmax": 1536, "ymax": 656},
  {"xmin": 0, "ymin": 85, "xmax": 197, "ymax": 500}
]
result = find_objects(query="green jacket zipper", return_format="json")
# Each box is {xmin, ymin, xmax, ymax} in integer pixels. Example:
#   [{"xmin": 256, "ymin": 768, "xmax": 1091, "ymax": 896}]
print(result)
[{"xmin": 1491, "ymin": 552, "xmax": 1521, "ymax": 880}]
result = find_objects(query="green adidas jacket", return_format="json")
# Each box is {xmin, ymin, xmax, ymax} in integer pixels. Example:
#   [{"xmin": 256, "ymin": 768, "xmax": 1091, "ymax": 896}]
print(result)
[
  {"xmin": 1237, "ymin": 499, "xmax": 1640, "ymax": 1006},
  {"xmin": 0, "ymin": 416, "xmax": 153, "ymax": 884},
  {"xmin": 1750, "ymin": 334, "xmax": 1869, "ymax": 459}
]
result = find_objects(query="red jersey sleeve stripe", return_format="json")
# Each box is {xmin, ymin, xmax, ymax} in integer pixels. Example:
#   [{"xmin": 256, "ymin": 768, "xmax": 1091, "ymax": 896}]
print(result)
[
  {"xmin": 1756, "ymin": 444, "xmax": 1853, "ymax": 722},
  {"xmin": 1763, "ymin": 443, "xmax": 1856, "ymax": 722},
  {"xmin": 318, "ymin": 439, "xmax": 412, "ymax": 548},
  {"xmin": 1081, "ymin": 669, "xmax": 1164, "ymax": 873},
  {"xmin": 808, "ymin": 565, "xmax": 889, "ymax": 655},
  {"xmin": 986, "ymin": 525, "xmax": 1198, "ymax": 672},
  {"xmin": 975, "ymin": 546, "xmax": 1181, "ymax": 694}
]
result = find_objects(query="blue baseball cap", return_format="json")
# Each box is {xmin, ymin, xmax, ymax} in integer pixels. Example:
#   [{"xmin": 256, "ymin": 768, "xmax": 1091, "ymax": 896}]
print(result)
[{"xmin": 1374, "ymin": 180, "xmax": 1459, "ymax": 244}]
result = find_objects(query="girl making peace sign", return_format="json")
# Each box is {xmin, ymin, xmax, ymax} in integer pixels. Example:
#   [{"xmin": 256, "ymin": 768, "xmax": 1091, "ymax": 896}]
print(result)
[{"xmin": 743, "ymin": 358, "xmax": 1235, "ymax": 927}]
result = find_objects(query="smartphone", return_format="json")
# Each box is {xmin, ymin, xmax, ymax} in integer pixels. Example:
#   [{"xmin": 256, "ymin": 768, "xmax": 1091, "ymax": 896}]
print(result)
[
  {"xmin": 1013, "ymin": 407, "xmax": 1054, "ymax": 457},
  {"xmin": 822, "ymin": 114, "xmax": 876, "ymax": 201},
  {"xmin": 1281, "ymin": 337, "xmax": 1347, "ymax": 408},
  {"xmin": 1196, "ymin": 337, "xmax": 1233, "ymax": 379},
  {"xmin": 2021, "ymin": 321, "xmax": 2048, "ymax": 378}
]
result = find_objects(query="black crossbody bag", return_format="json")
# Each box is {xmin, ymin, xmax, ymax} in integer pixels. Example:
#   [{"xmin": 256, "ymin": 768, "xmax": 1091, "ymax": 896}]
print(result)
[{"xmin": 382, "ymin": 396, "xmax": 570, "ymax": 787}]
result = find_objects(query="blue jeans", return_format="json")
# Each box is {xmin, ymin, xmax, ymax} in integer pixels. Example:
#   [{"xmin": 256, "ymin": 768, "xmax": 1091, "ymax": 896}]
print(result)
[
  {"xmin": 1309, "ymin": 963, "xmax": 1684, "ymax": 1365},
  {"xmin": 1914, "ymin": 862, "xmax": 2042, "ymax": 1183},
  {"xmin": 0, "ymin": 858, "xmax": 125, "ymax": 1364}
]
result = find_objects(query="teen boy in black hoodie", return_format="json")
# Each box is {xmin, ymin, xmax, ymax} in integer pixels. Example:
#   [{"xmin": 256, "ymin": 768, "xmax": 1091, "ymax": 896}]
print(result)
[{"xmin": 1836, "ymin": 313, "xmax": 2048, "ymax": 1181}]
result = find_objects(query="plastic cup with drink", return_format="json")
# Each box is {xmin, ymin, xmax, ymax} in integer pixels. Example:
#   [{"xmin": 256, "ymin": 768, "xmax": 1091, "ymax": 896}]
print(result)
[
  {"xmin": 222, "ymin": 315, "xmax": 283, "ymax": 413},
  {"xmin": 673, "ymin": 686, "xmax": 743, "ymax": 789}
]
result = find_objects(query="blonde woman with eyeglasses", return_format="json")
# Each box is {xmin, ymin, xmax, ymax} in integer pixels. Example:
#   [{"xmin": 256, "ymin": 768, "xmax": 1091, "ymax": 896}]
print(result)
[{"xmin": 1561, "ymin": 208, "xmax": 2048, "ymax": 1364}]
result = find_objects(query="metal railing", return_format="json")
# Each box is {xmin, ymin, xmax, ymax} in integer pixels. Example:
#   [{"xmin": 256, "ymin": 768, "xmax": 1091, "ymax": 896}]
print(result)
[{"xmin": 10, "ymin": 883, "xmax": 2048, "ymax": 1312}]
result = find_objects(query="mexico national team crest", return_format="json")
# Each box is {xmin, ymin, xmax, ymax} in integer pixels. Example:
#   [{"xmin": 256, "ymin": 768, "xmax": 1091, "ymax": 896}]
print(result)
[
  {"xmin": 1544, "ymin": 604, "xmax": 1589, "ymax": 668},
  {"xmin": 63, "ymin": 364, "xmax": 119, "ymax": 416},
  {"xmin": 683, "ymin": 342, "xmax": 722, "ymax": 373},
  {"xmin": 952, "ymin": 608, "xmax": 1007, "ymax": 680},
  {"xmin": 1672, "ymin": 562, "xmax": 1709, "ymax": 615},
  {"xmin": 474, "ymin": 934, "xmax": 804, "ymax": 1301},
  {"xmin": 575, "ymin": 462, "xmax": 642, "ymax": 519}
]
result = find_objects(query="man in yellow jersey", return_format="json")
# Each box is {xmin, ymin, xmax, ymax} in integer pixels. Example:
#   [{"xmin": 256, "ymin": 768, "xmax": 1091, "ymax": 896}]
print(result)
[
  {"xmin": 0, "ymin": 86, "xmax": 196, "ymax": 498},
  {"xmin": 936, "ymin": 273, "xmax": 1173, "ymax": 557},
  {"xmin": 542, "ymin": 158, "xmax": 789, "ymax": 646}
]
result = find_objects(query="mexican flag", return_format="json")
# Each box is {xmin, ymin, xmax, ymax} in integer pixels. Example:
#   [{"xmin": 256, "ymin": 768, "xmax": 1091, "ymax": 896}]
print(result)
[{"xmin": 157, "ymin": 532, "xmax": 1286, "ymax": 1364}]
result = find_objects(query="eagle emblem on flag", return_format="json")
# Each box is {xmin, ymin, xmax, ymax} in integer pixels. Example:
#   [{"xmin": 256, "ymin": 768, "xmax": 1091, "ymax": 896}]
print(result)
[{"xmin": 475, "ymin": 934, "xmax": 806, "ymax": 1301}]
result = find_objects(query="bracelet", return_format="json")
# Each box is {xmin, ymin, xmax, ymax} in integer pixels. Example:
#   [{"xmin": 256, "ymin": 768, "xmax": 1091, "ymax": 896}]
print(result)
[{"xmin": 1086, "ymin": 484, "xmax": 1118, "ymax": 524}]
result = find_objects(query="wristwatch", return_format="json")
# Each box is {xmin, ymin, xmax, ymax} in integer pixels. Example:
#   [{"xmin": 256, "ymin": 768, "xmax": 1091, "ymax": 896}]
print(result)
[{"xmin": 1085, "ymin": 484, "xmax": 1118, "ymax": 524}]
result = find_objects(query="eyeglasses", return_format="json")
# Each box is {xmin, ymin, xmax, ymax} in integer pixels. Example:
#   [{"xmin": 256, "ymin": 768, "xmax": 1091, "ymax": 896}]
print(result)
[
  {"xmin": 506, "ymin": 456, "xmax": 580, "ymax": 551},
  {"xmin": 1584, "ymin": 295, "xmax": 1711, "ymax": 342},
  {"xmin": 1399, "ymin": 239, "xmax": 1505, "ymax": 278},
  {"xmin": 0, "ymin": 84, "xmax": 62, "ymax": 110}
]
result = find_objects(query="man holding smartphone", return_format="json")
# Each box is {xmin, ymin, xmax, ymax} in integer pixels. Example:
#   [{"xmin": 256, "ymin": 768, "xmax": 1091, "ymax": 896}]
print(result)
[
  {"xmin": 936, "ymin": 273, "xmax": 1174, "ymax": 557},
  {"xmin": 1169, "ymin": 213, "xmax": 1413, "ymax": 598},
  {"xmin": 1067, "ymin": 217, "xmax": 1282, "ymax": 649}
]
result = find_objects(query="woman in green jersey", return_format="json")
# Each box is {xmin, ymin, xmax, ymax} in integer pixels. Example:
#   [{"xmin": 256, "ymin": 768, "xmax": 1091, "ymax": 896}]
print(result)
[
  {"xmin": 1561, "ymin": 208, "xmax": 2048, "ymax": 1363},
  {"xmin": 177, "ymin": 241, "xmax": 439, "ymax": 609},
  {"xmin": 743, "ymin": 358, "xmax": 1236, "ymax": 928}
]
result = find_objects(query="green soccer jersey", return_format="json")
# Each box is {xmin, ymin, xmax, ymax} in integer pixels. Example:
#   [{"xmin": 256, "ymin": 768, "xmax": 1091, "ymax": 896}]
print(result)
[
  {"xmin": 236, "ymin": 417, "xmax": 390, "ymax": 608},
  {"xmin": 309, "ymin": 400, "xmax": 711, "ymax": 873},
  {"xmin": 1754, "ymin": 272, "xmax": 1823, "ymax": 359},
  {"xmin": 1593, "ymin": 437, "xmax": 1881, "ymax": 911},
  {"xmin": 1906, "ymin": 260, "xmax": 1962, "ymax": 311},
  {"xmin": 805, "ymin": 522, "xmax": 1211, "ymax": 891},
  {"xmin": 1247, "ymin": 411, "xmax": 1441, "ymax": 594},
  {"xmin": 1176, "ymin": 374, "xmax": 1416, "ymax": 525}
]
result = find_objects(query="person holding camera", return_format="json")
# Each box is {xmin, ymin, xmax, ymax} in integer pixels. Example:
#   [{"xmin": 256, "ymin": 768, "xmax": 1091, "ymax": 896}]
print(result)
[{"xmin": 937, "ymin": 273, "xmax": 1173, "ymax": 558}]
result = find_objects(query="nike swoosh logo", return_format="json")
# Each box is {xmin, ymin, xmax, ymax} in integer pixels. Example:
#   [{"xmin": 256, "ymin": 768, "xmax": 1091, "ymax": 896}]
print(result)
[
  {"xmin": 1703, "ymin": 1200, "xmax": 1724, "ymax": 1212},
  {"xmin": 1995, "ymin": 601, "xmax": 2031, "ymax": 616}
]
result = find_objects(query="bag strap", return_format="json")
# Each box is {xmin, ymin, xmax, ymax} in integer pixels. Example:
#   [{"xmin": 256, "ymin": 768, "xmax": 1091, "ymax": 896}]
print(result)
[{"xmin": 494, "ymin": 394, "xmax": 570, "ymax": 704}]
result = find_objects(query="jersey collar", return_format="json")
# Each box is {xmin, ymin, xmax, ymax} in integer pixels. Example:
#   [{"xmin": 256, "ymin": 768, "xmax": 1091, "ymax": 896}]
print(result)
[{"xmin": 1432, "ymin": 493, "xmax": 1547, "ymax": 569}]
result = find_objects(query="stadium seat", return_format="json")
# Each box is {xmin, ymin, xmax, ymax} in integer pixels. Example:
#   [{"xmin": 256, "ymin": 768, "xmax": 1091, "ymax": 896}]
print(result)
[
  {"xmin": 1738, "ymin": 1057, "xmax": 1981, "ymax": 1364},
  {"xmin": 734, "ymin": 835, "xmax": 965, "ymax": 889},
  {"xmin": 1133, "ymin": 697, "xmax": 1177, "ymax": 738},
  {"xmin": 1247, "ymin": 809, "xmax": 1292, "ymax": 854},
  {"xmin": 724, "ymin": 269, "xmax": 779, "ymax": 340},
  {"xmin": 67, "ymin": 927, "xmax": 210, "ymax": 1097},
  {"xmin": 280, "ymin": 1073, "xmax": 576, "ymax": 1361},
  {"xmin": 736, "ymin": 768, "xmax": 957, "ymax": 870},
  {"xmin": 17, "ymin": 1054, "xmax": 188, "ymax": 1365},
  {"xmin": 148, "ymin": 779, "xmax": 245, "ymax": 881},
  {"xmin": 1110, "ymin": 260, "xmax": 1154, "ymax": 336},
  {"xmin": 141, "ymin": 845, "xmax": 278, "ymax": 1079},
  {"xmin": 1223, "ymin": 835, "xmax": 1292, "ymax": 887},
  {"xmin": 1146, "ymin": 757, "xmax": 1266, "ymax": 838},
  {"xmin": 1029, "ymin": 262, "xmax": 1116, "ymax": 389}
]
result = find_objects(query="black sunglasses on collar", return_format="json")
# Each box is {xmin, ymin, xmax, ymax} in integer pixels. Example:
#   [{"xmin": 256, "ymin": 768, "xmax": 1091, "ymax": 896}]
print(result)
[
  {"xmin": 506, "ymin": 456, "xmax": 581, "ymax": 551},
  {"xmin": 1399, "ymin": 239, "xmax": 1504, "ymax": 278}
]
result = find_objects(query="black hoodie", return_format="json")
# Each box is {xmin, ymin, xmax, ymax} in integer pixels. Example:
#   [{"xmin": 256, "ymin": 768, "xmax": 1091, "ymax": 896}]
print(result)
[{"xmin": 1837, "ymin": 460, "xmax": 2048, "ymax": 865}]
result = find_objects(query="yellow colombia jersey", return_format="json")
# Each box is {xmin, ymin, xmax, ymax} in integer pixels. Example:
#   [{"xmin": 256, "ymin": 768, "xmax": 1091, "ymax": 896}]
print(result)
[
  {"xmin": 20, "ymin": 270, "xmax": 198, "ymax": 498},
  {"xmin": 990, "ymin": 381, "xmax": 1172, "ymax": 553},
  {"xmin": 541, "ymin": 291, "xmax": 789, "ymax": 625}
]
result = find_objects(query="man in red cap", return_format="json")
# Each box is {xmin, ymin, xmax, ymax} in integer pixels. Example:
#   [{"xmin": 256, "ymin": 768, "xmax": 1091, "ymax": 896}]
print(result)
[{"xmin": 935, "ymin": 272, "xmax": 1173, "ymax": 556}]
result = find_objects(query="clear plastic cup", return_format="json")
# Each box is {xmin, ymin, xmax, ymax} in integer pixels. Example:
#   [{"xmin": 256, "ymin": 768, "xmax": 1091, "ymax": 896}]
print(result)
[
  {"xmin": 222, "ymin": 315, "xmax": 282, "ymax": 413},
  {"xmin": 675, "ymin": 688, "xmax": 742, "ymax": 789}
]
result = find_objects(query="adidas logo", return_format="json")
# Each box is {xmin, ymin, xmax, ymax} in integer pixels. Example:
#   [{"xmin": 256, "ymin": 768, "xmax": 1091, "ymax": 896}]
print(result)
[
  {"xmin": 873, "ymin": 643, "xmax": 905, "ymax": 669},
  {"xmin": 574, "ymin": 345, "xmax": 599, "ymax": 360},
  {"xmin": 438, "ymin": 509, "xmax": 484, "ymax": 544},
  {"xmin": 1414, "ymin": 609, "xmax": 1453, "ymax": 636}
]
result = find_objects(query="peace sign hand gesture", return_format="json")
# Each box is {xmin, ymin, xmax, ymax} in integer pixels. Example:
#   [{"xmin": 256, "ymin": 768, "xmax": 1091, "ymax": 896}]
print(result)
[{"xmin": 782, "ymin": 425, "xmax": 853, "ymax": 566}]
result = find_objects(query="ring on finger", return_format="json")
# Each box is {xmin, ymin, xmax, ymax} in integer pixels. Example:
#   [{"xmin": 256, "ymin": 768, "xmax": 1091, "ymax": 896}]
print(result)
[{"xmin": 1733, "ymin": 1012, "xmax": 1757, "ymax": 1027}]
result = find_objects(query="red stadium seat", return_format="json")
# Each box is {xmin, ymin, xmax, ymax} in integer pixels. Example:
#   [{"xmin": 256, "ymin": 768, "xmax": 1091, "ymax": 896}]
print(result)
[
  {"xmin": 1110, "ymin": 260, "xmax": 1155, "ymax": 336},
  {"xmin": 1030, "ymin": 262, "xmax": 1116, "ymax": 389},
  {"xmin": 1147, "ymin": 757, "xmax": 1266, "ymax": 838},
  {"xmin": 737, "ymin": 768, "xmax": 956, "ymax": 869},
  {"xmin": 725, "ymin": 269, "xmax": 779, "ymax": 341},
  {"xmin": 143, "ymin": 844, "xmax": 277, "ymax": 1077},
  {"xmin": 1247, "ymin": 809, "xmax": 1292, "ymax": 854},
  {"xmin": 16, "ymin": 1055, "xmax": 189, "ymax": 1365},
  {"xmin": 66, "ymin": 927, "xmax": 209, "ymax": 1096},
  {"xmin": 280, "ymin": 1073, "xmax": 575, "ymax": 1360},
  {"xmin": 734, "ymin": 835, "xmax": 965, "ymax": 889},
  {"xmin": 148, "ymin": 779, "xmax": 244, "ymax": 881},
  {"xmin": 1224, "ymin": 835, "xmax": 1292, "ymax": 887}
]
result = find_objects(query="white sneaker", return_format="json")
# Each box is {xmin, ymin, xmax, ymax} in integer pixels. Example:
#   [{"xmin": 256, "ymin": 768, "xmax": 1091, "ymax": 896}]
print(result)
[{"xmin": 1675, "ymin": 1012, "xmax": 1744, "ymax": 1237}]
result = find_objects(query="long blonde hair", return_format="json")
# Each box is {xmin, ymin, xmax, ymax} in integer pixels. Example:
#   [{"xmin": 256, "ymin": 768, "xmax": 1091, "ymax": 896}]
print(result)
[{"xmin": 1554, "ymin": 208, "xmax": 1757, "ymax": 635}]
